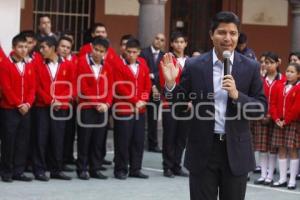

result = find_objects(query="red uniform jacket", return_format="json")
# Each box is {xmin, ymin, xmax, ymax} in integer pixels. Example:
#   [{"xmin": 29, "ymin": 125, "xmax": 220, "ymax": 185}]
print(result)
[
  {"xmin": 263, "ymin": 73, "xmax": 286, "ymax": 114},
  {"xmin": 63, "ymin": 54, "xmax": 79, "ymax": 99},
  {"xmin": 270, "ymin": 81, "xmax": 300, "ymax": 125},
  {"xmin": 35, "ymin": 57, "xmax": 73, "ymax": 109},
  {"xmin": 77, "ymin": 55, "xmax": 113, "ymax": 109},
  {"xmin": 0, "ymin": 55, "xmax": 36, "ymax": 109},
  {"xmin": 113, "ymin": 57, "xmax": 151, "ymax": 115}
]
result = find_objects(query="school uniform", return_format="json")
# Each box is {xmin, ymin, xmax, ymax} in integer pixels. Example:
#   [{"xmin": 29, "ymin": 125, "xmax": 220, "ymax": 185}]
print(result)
[
  {"xmin": 253, "ymin": 73, "xmax": 285, "ymax": 153},
  {"xmin": 0, "ymin": 55, "xmax": 36, "ymax": 179},
  {"xmin": 78, "ymin": 43, "xmax": 118, "ymax": 164},
  {"xmin": 159, "ymin": 54, "xmax": 190, "ymax": 175},
  {"xmin": 270, "ymin": 81, "xmax": 300, "ymax": 188},
  {"xmin": 33, "ymin": 57, "xmax": 73, "ymax": 177},
  {"xmin": 270, "ymin": 81, "xmax": 300, "ymax": 148},
  {"xmin": 76, "ymin": 54, "xmax": 113, "ymax": 176},
  {"xmin": 113, "ymin": 57, "xmax": 151, "ymax": 177}
]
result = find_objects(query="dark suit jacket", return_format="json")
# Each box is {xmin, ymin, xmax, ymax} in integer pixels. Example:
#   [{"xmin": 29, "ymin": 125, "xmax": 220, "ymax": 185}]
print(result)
[
  {"xmin": 166, "ymin": 50, "xmax": 267, "ymax": 176},
  {"xmin": 140, "ymin": 46, "xmax": 164, "ymax": 90}
]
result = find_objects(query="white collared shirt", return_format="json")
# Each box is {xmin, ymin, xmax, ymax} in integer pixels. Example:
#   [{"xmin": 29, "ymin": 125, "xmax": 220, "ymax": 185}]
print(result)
[
  {"xmin": 16, "ymin": 61, "xmax": 25, "ymax": 74},
  {"xmin": 212, "ymin": 48, "xmax": 234, "ymax": 134},
  {"xmin": 177, "ymin": 57, "xmax": 187, "ymax": 69},
  {"xmin": 91, "ymin": 63, "xmax": 102, "ymax": 79},
  {"xmin": 48, "ymin": 61, "xmax": 59, "ymax": 79},
  {"xmin": 129, "ymin": 63, "xmax": 139, "ymax": 75},
  {"xmin": 150, "ymin": 45, "xmax": 160, "ymax": 55}
]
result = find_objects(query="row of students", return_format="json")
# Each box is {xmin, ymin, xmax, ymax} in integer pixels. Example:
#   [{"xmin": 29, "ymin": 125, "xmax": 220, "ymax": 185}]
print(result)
[{"xmin": 252, "ymin": 51, "xmax": 300, "ymax": 190}]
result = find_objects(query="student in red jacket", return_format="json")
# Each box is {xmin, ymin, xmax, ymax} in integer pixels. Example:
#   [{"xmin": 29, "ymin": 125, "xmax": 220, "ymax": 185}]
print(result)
[
  {"xmin": 79, "ymin": 23, "xmax": 117, "ymax": 166},
  {"xmin": 113, "ymin": 38, "xmax": 151, "ymax": 180},
  {"xmin": 57, "ymin": 36, "xmax": 78, "ymax": 168},
  {"xmin": 33, "ymin": 36, "xmax": 73, "ymax": 181},
  {"xmin": 159, "ymin": 32, "xmax": 190, "ymax": 178},
  {"xmin": 76, "ymin": 37, "xmax": 113, "ymax": 180},
  {"xmin": 270, "ymin": 62, "xmax": 300, "ymax": 189},
  {"xmin": 253, "ymin": 52, "xmax": 285, "ymax": 185},
  {"xmin": 0, "ymin": 34, "xmax": 36, "ymax": 182}
]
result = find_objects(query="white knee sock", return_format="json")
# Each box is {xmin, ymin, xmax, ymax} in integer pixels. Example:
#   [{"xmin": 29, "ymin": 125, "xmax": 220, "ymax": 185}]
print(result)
[
  {"xmin": 288, "ymin": 159, "xmax": 299, "ymax": 186},
  {"xmin": 267, "ymin": 153, "xmax": 277, "ymax": 180},
  {"xmin": 260, "ymin": 153, "xmax": 268, "ymax": 179},
  {"xmin": 278, "ymin": 159, "xmax": 288, "ymax": 183}
]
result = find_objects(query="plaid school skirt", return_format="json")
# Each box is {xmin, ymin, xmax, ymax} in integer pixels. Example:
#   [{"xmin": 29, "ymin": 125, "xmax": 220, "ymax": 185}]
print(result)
[
  {"xmin": 272, "ymin": 121, "xmax": 300, "ymax": 149},
  {"xmin": 251, "ymin": 120, "xmax": 276, "ymax": 153}
]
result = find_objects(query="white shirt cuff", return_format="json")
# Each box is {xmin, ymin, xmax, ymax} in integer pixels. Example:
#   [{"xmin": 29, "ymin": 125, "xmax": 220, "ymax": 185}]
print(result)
[{"xmin": 165, "ymin": 83, "xmax": 176, "ymax": 92}]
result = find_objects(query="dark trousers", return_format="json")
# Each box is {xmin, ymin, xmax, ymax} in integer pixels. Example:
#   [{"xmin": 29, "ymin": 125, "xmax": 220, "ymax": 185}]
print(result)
[
  {"xmin": 101, "ymin": 111, "xmax": 112, "ymax": 162},
  {"xmin": 33, "ymin": 107, "xmax": 68, "ymax": 175},
  {"xmin": 162, "ymin": 111, "xmax": 189, "ymax": 172},
  {"xmin": 146, "ymin": 99, "xmax": 160, "ymax": 149},
  {"xmin": 189, "ymin": 137, "xmax": 248, "ymax": 200},
  {"xmin": 1, "ymin": 109, "xmax": 31, "ymax": 177},
  {"xmin": 76, "ymin": 109, "xmax": 106, "ymax": 172},
  {"xmin": 114, "ymin": 114, "xmax": 145, "ymax": 174},
  {"xmin": 63, "ymin": 104, "xmax": 76, "ymax": 163}
]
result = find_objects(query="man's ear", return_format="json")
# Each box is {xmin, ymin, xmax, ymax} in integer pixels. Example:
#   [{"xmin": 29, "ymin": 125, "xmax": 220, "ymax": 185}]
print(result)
[{"xmin": 209, "ymin": 30, "xmax": 213, "ymax": 40}]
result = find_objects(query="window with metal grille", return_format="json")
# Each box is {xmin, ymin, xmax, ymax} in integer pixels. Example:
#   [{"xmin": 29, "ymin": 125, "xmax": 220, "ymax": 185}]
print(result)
[{"xmin": 33, "ymin": 0, "xmax": 94, "ymax": 51}]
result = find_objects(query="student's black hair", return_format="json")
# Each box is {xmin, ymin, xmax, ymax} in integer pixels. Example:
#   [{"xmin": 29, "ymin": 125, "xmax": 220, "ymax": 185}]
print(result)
[
  {"xmin": 289, "ymin": 52, "xmax": 300, "ymax": 62},
  {"xmin": 58, "ymin": 36, "xmax": 73, "ymax": 46},
  {"xmin": 40, "ymin": 36, "xmax": 58, "ymax": 49},
  {"xmin": 92, "ymin": 36, "xmax": 109, "ymax": 50},
  {"xmin": 125, "ymin": 38, "xmax": 141, "ymax": 49},
  {"xmin": 91, "ymin": 23, "xmax": 106, "ymax": 34},
  {"xmin": 170, "ymin": 31, "xmax": 187, "ymax": 43},
  {"xmin": 39, "ymin": 14, "xmax": 51, "ymax": 22},
  {"xmin": 12, "ymin": 34, "xmax": 27, "ymax": 47},
  {"xmin": 120, "ymin": 34, "xmax": 135, "ymax": 45},
  {"xmin": 20, "ymin": 30, "xmax": 37, "ymax": 40},
  {"xmin": 210, "ymin": 11, "xmax": 240, "ymax": 33},
  {"xmin": 288, "ymin": 62, "xmax": 300, "ymax": 74},
  {"xmin": 264, "ymin": 51, "xmax": 281, "ymax": 74},
  {"xmin": 238, "ymin": 32, "xmax": 247, "ymax": 44}
]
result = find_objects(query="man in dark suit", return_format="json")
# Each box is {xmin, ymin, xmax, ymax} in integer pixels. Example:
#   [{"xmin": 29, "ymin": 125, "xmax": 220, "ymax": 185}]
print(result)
[
  {"xmin": 161, "ymin": 11, "xmax": 267, "ymax": 200},
  {"xmin": 140, "ymin": 33, "xmax": 165, "ymax": 153}
]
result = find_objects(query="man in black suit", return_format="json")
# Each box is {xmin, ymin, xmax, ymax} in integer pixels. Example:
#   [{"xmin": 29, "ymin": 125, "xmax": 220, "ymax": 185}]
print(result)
[
  {"xmin": 161, "ymin": 11, "xmax": 267, "ymax": 200},
  {"xmin": 140, "ymin": 33, "xmax": 165, "ymax": 153}
]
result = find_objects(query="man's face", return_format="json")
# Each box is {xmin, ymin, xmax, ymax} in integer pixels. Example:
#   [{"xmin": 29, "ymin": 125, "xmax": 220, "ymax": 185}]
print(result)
[
  {"xmin": 39, "ymin": 42, "xmax": 54, "ymax": 59},
  {"xmin": 92, "ymin": 44, "xmax": 107, "ymax": 63},
  {"xmin": 39, "ymin": 16, "xmax": 52, "ymax": 35},
  {"xmin": 92, "ymin": 26, "xmax": 108, "ymax": 38},
  {"xmin": 237, "ymin": 43, "xmax": 247, "ymax": 51},
  {"xmin": 153, "ymin": 33, "xmax": 165, "ymax": 50},
  {"xmin": 13, "ymin": 42, "xmax": 28, "ymax": 59},
  {"xmin": 210, "ymin": 22, "xmax": 239, "ymax": 56},
  {"xmin": 57, "ymin": 39, "xmax": 72, "ymax": 58},
  {"xmin": 26, "ymin": 37, "xmax": 37, "ymax": 53},
  {"xmin": 171, "ymin": 37, "xmax": 187, "ymax": 55},
  {"xmin": 126, "ymin": 47, "xmax": 140, "ymax": 64}
]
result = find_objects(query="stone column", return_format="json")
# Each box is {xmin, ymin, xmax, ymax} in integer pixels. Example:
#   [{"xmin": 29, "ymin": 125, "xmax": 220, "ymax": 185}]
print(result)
[
  {"xmin": 138, "ymin": 0, "xmax": 168, "ymax": 48},
  {"xmin": 290, "ymin": 0, "xmax": 300, "ymax": 52}
]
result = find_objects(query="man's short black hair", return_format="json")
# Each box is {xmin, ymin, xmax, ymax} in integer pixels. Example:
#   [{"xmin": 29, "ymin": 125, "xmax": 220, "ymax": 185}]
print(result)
[
  {"xmin": 91, "ymin": 23, "xmax": 106, "ymax": 33},
  {"xmin": 170, "ymin": 31, "xmax": 187, "ymax": 43},
  {"xmin": 39, "ymin": 14, "xmax": 51, "ymax": 22},
  {"xmin": 40, "ymin": 36, "xmax": 57, "ymax": 49},
  {"xmin": 20, "ymin": 30, "xmax": 37, "ymax": 40},
  {"xmin": 12, "ymin": 34, "xmax": 27, "ymax": 47},
  {"xmin": 238, "ymin": 32, "xmax": 247, "ymax": 44},
  {"xmin": 210, "ymin": 11, "xmax": 240, "ymax": 33},
  {"xmin": 120, "ymin": 34, "xmax": 134, "ymax": 45},
  {"xmin": 126, "ymin": 38, "xmax": 141, "ymax": 49},
  {"xmin": 92, "ymin": 36, "xmax": 109, "ymax": 50},
  {"xmin": 58, "ymin": 36, "xmax": 73, "ymax": 46}
]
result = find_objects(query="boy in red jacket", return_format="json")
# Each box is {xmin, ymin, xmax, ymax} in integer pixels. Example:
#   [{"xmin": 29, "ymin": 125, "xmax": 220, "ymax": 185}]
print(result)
[
  {"xmin": 113, "ymin": 38, "xmax": 151, "ymax": 180},
  {"xmin": 76, "ymin": 37, "xmax": 113, "ymax": 180},
  {"xmin": 0, "ymin": 34, "xmax": 36, "ymax": 182},
  {"xmin": 33, "ymin": 36, "xmax": 73, "ymax": 181}
]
